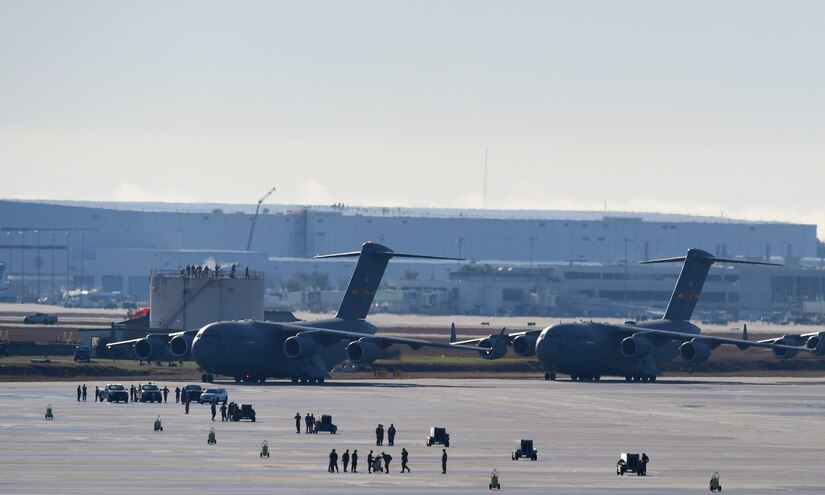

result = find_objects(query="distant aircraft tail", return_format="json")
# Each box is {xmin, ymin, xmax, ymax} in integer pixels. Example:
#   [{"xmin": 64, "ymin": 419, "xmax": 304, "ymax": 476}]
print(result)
[
  {"xmin": 316, "ymin": 242, "xmax": 461, "ymax": 321},
  {"xmin": 641, "ymin": 249, "xmax": 780, "ymax": 322}
]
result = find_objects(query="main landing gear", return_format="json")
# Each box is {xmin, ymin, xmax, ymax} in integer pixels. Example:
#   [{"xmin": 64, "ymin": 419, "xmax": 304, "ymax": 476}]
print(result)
[{"xmin": 625, "ymin": 373, "xmax": 657, "ymax": 382}]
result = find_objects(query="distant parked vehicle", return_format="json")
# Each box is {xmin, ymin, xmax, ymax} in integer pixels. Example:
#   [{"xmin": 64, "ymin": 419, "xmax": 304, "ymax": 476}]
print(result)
[
  {"xmin": 23, "ymin": 313, "xmax": 58, "ymax": 325},
  {"xmin": 199, "ymin": 388, "xmax": 228, "ymax": 404},
  {"xmin": 101, "ymin": 384, "xmax": 129, "ymax": 403},
  {"xmin": 181, "ymin": 384, "xmax": 203, "ymax": 402},
  {"xmin": 73, "ymin": 346, "xmax": 91, "ymax": 362},
  {"xmin": 137, "ymin": 383, "xmax": 163, "ymax": 403}
]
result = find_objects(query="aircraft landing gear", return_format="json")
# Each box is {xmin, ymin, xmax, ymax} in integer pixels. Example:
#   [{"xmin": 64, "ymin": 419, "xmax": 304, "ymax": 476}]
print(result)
[
  {"xmin": 544, "ymin": 372, "xmax": 556, "ymax": 381},
  {"xmin": 201, "ymin": 373, "xmax": 214, "ymax": 383}
]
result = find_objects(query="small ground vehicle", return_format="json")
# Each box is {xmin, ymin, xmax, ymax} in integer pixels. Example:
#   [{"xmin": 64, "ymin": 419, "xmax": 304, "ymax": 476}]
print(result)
[
  {"xmin": 617, "ymin": 453, "xmax": 647, "ymax": 475},
  {"xmin": 314, "ymin": 414, "xmax": 337, "ymax": 434},
  {"xmin": 512, "ymin": 439, "xmax": 538, "ymax": 460},
  {"xmin": 102, "ymin": 384, "xmax": 129, "ymax": 403},
  {"xmin": 710, "ymin": 472, "xmax": 721, "ymax": 492},
  {"xmin": 137, "ymin": 383, "xmax": 163, "ymax": 403},
  {"xmin": 489, "ymin": 469, "xmax": 500, "ymax": 490},
  {"xmin": 230, "ymin": 404, "xmax": 256, "ymax": 422},
  {"xmin": 426, "ymin": 427, "xmax": 450, "ymax": 447},
  {"xmin": 24, "ymin": 312, "xmax": 57, "ymax": 324},
  {"xmin": 181, "ymin": 384, "xmax": 203, "ymax": 402},
  {"xmin": 73, "ymin": 346, "xmax": 91, "ymax": 362},
  {"xmin": 45, "ymin": 404, "xmax": 53, "ymax": 420},
  {"xmin": 208, "ymin": 428, "xmax": 216, "ymax": 445},
  {"xmin": 154, "ymin": 416, "xmax": 163, "ymax": 432},
  {"xmin": 199, "ymin": 387, "xmax": 228, "ymax": 404},
  {"xmin": 260, "ymin": 441, "xmax": 269, "ymax": 458}
]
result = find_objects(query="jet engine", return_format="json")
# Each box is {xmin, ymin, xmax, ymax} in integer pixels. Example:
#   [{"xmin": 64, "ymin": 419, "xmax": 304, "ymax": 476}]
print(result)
[
  {"xmin": 620, "ymin": 335, "xmax": 652, "ymax": 359},
  {"xmin": 283, "ymin": 335, "xmax": 318, "ymax": 359},
  {"xmin": 134, "ymin": 337, "xmax": 168, "ymax": 362},
  {"xmin": 806, "ymin": 332, "xmax": 825, "ymax": 356},
  {"xmin": 772, "ymin": 335, "xmax": 803, "ymax": 359},
  {"xmin": 169, "ymin": 335, "xmax": 193, "ymax": 359},
  {"xmin": 346, "ymin": 339, "xmax": 381, "ymax": 364},
  {"xmin": 512, "ymin": 334, "xmax": 537, "ymax": 357},
  {"xmin": 679, "ymin": 339, "xmax": 712, "ymax": 363},
  {"xmin": 478, "ymin": 334, "xmax": 507, "ymax": 360}
]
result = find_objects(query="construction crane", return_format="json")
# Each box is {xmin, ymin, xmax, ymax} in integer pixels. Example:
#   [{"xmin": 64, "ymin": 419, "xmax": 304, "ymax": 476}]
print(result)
[{"xmin": 246, "ymin": 186, "xmax": 276, "ymax": 251}]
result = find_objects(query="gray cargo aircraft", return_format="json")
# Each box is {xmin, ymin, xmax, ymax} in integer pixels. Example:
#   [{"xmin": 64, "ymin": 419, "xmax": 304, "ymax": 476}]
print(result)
[
  {"xmin": 109, "ymin": 242, "xmax": 494, "ymax": 383},
  {"xmin": 454, "ymin": 248, "xmax": 825, "ymax": 381}
]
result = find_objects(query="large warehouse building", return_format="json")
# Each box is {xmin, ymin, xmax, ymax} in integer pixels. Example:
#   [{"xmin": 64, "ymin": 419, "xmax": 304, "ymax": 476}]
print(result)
[{"xmin": 0, "ymin": 199, "xmax": 821, "ymax": 318}]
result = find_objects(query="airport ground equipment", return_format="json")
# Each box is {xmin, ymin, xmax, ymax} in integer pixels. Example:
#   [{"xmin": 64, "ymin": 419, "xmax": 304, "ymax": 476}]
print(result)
[
  {"xmin": 45, "ymin": 404, "xmax": 53, "ymax": 420},
  {"xmin": 314, "ymin": 414, "xmax": 337, "ymax": 434},
  {"xmin": 208, "ymin": 428, "xmax": 216, "ymax": 445},
  {"xmin": 426, "ymin": 427, "xmax": 450, "ymax": 447},
  {"xmin": 154, "ymin": 416, "xmax": 163, "ymax": 432},
  {"xmin": 231, "ymin": 404, "xmax": 256, "ymax": 422},
  {"xmin": 73, "ymin": 346, "xmax": 91, "ymax": 362},
  {"xmin": 372, "ymin": 455, "xmax": 383, "ymax": 473},
  {"xmin": 512, "ymin": 439, "xmax": 537, "ymax": 460},
  {"xmin": 102, "ymin": 384, "xmax": 129, "ymax": 403},
  {"xmin": 709, "ymin": 472, "xmax": 721, "ymax": 492},
  {"xmin": 618, "ymin": 453, "xmax": 640, "ymax": 475},
  {"xmin": 260, "ymin": 441, "xmax": 269, "ymax": 458},
  {"xmin": 489, "ymin": 469, "xmax": 501, "ymax": 489}
]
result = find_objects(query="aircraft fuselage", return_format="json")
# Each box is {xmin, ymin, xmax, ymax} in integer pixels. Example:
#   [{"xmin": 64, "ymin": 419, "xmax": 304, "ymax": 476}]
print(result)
[{"xmin": 534, "ymin": 320, "xmax": 700, "ymax": 380}]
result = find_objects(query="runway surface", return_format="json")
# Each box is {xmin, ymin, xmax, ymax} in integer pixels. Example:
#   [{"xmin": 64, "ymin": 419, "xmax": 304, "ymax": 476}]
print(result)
[{"xmin": 1, "ymin": 377, "xmax": 824, "ymax": 494}]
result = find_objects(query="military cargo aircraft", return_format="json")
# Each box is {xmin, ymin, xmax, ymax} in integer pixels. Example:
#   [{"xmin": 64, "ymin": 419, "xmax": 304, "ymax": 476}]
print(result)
[
  {"xmin": 454, "ymin": 248, "xmax": 825, "ymax": 381},
  {"xmin": 109, "ymin": 242, "xmax": 492, "ymax": 383}
]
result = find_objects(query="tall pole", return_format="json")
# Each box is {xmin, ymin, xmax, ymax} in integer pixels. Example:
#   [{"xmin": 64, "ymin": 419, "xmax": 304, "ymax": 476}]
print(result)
[
  {"xmin": 80, "ymin": 231, "xmax": 85, "ymax": 307},
  {"xmin": 20, "ymin": 231, "xmax": 25, "ymax": 301},
  {"xmin": 528, "ymin": 236, "xmax": 537, "ymax": 269},
  {"xmin": 246, "ymin": 186, "xmax": 276, "ymax": 251},
  {"xmin": 455, "ymin": 236, "xmax": 464, "ymax": 313},
  {"xmin": 6, "ymin": 233, "xmax": 11, "ymax": 299},
  {"xmin": 65, "ymin": 232, "xmax": 71, "ymax": 295},
  {"xmin": 51, "ymin": 230, "xmax": 55, "ymax": 304},
  {"xmin": 35, "ymin": 230, "xmax": 40, "ymax": 301}
]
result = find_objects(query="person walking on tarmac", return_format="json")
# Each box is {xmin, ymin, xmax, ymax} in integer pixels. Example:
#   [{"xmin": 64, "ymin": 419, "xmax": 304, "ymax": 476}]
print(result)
[
  {"xmin": 220, "ymin": 403, "xmax": 227, "ymax": 421},
  {"xmin": 175, "ymin": 386, "xmax": 181, "ymax": 403},
  {"xmin": 441, "ymin": 449, "xmax": 448, "ymax": 474},
  {"xmin": 94, "ymin": 386, "xmax": 100, "ymax": 402},
  {"xmin": 342, "ymin": 449, "xmax": 350, "ymax": 472},
  {"xmin": 328, "ymin": 449, "xmax": 339, "ymax": 473},
  {"xmin": 310, "ymin": 414, "xmax": 316, "ymax": 433},
  {"xmin": 351, "ymin": 450, "xmax": 358, "ymax": 473},
  {"xmin": 162, "ymin": 386, "xmax": 169, "ymax": 403},
  {"xmin": 375, "ymin": 424, "xmax": 384, "ymax": 446},
  {"xmin": 184, "ymin": 397, "xmax": 190, "ymax": 414},
  {"xmin": 76, "ymin": 385, "xmax": 81, "ymax": 402},
  {"xmin": 367, "ymin": 451, "xmax": 374, "ymax": 473},
  {"xmin": 82, "ymin": 384, "xmax": 87, "ymax": 402},
  {"xmin": 295, "ymin": 413, "xmax": 301, "ymax": 433},
  {"xmin": 382, "ymin": 452, "xmax": 392, "ymax": 474},
  {"xmin": 401, "ymin": 448, "xmax": 410, "ymax": 473},
  {"xmin": 387, "ymin": 423, "xmax": 396, "ymax": 446},
  {"xmin": 211, "ymin": 402, "xmax": 217, "ymax": 421}
]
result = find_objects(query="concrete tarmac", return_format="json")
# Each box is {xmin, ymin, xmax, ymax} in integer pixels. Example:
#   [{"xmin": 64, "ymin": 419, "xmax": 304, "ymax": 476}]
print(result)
[{"xmin": 1, "ymin": 377, "xmax": 824, "ymax": 494}]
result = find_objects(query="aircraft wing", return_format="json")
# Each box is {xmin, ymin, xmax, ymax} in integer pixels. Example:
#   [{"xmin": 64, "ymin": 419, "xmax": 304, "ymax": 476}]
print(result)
[
  {"xmin": 619, "ymin": 326, "xmax": 811, "ymax": 353},
  {"xmin": 451, "ymin": 329, "xmax": 542, "ymax": 347},
  {"xmin": 278, "ymin": 323, "xmax": 487, "ymax": 352},
  {"xmin": 106, "ymin": 329, "xmax": 197, "ymax": 348}
]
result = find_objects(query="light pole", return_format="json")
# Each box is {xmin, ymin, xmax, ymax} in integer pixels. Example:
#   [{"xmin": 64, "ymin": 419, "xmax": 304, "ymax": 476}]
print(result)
[
  {"xmin": 19, "ymin": 231, "xmax": 25, "ymax": 301},
  {"xmin": 623, "ymin": 237, "xmax": 634, "ymax": 310},
  {"xmin": 80, "ymin": 231, "xmax": 85, "ymax": 307},
  {"xmin": 50, "ymin": 230, "xmax": 55, "ymax": 304},
  {"xmin": 527, "ymin": 236, "xmax": 538, "ymax": 268},
  {"xmin": 6, "ymin": 232, "xmax": 11, "ymax": 298},
  {"xmin": 453, "ymin": 236, "xmax": 464, "ymax": 313},
  {"xmin": 35, "ymin": 230, "xmax": 40, "ymax": 301},
  {"xmin": 65, "ymin": 232, "xmax": 71, "ymax": 295}
]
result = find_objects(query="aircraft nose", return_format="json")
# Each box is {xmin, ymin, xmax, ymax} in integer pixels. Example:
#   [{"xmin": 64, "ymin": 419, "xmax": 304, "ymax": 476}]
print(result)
[{"xmin": 190, "ymin": 326, "xmax": 215, "ymax": 367}]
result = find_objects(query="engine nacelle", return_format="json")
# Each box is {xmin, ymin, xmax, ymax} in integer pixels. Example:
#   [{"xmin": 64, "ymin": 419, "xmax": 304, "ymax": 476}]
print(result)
[
  {"xmin": 134, "ymin": 337, "xmax": 168, "ymax": 362},
  {"xmin": 283, "ymin": 336, "xmax": 318, "ymax": 359},
  {"xmin": 512, "ymin": 334, "xmax": 537, "ymax": 357},
  {"xmin": 620, "ymin": 335, "xmax": 652, "ymax": 359},
  {"xmin": 346, "ymin": 339, "xmax": 381, "ymax": 364},
  {"xmin": 169, "ymin": 335, "xmax": 193, "ymax": 359},
  {"xmin": 772, "ymin": 336, "xmax": 802, "ymax": 359},
  {"xmin": 806, "ymin": 332, "xmax": 825, "ymax": 356},
  {"xmin": 478, "ymin": 334, "xmax": 507, "ymax": 360},
  {"xmin": 680, "ymin": 339, "xmax": 712, "ymax": 363}
]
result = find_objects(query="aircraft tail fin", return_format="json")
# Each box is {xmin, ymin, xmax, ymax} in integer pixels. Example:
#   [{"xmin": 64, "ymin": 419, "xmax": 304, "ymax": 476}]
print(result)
[
  {"xmin": 737, "ymin": 324, "xmax": 750, "ymax": 350},
  {"xmin": 450, "ymin": 323, "xmax": 456, "ymax": 343},
  {"xmin": 316, "ymin": 242, "xmax": 461, "ymax": 321},
  {"xmin": 641, "ymin": 249, "xmax": 780, "ymax": 322}
]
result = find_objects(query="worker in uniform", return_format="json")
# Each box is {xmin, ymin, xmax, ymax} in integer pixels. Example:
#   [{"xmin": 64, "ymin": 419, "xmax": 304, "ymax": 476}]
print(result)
[
  {"xmin": 295, "ymin": 412, "xmax": 301, "ymax": 433},
  {"xmin": 401, "ymin": 448, "xmax": 410, "ymax": 473},
  {"xmin": 376, "ymin": 424, "xmax": 384, "ymax": 446},
  {"xmin": 175, "ymin": 386, "xmax": 181, "ymax": 403},
  {"xmin": 351, "ymin": 450, "xmax": 358, "ymax": 473},
  {"xmin": 342, "ymin": 449, "xmax": 350, "ymax": 472},
  {"xmin": 305, "ymin": 413, "xmax": 311, "ymax": 433},
  {"xmin": 81, "ymin": 384, "xmax": 87, "ymax": 402},
  {"xmin": 441, "ymin": 449, "xmax": 448, "ymax": 474},
  {"xmin": 382, "ymin": 452, "xmax": 392, "ymax": 474},
  {"xmin": 94, "ymin": 386, "xmax": 100, "ymax": 402},
  {"xmin": 162, "ymin": 386, "xmax": 169, "ymax": 403},
  {"xmin": 76, "ymin": 385, "xmax": 81, "ymax": 402},
  {"xmin": 184, "ymin": 397, "xmax": 190, "ymax": 414},
  {"xmin": 387, "ymin": 424, "xmax": 396, "ymax": 446},
  {"xmin": 639, "ymin": 453, "xmax": 649, "ymax": 476},
  {"xmin": 211, "ymin": 402, "xmax": 217, "ymax": 421},
  {"xmin": 220, "ymin": 403, "xmax": 227, "ymax": 421},
  {"xmin": 367, "ymin": 451, "xmax": 374, "ymax": 473},
  {"xmin": 328, "ymin": 449, "xmax": 339, "ymax": 473}
]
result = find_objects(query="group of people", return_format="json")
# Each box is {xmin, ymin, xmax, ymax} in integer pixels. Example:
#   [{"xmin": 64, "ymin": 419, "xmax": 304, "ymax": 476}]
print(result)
[
  {"xmin": 616, "ymin": 453, "xmax": 650, "ymax": 476},
  {"xmin": 297, "ymin": 412, "xmax": 326, "ymax": 433},
  {"xmin": 181, "ymin": 263, "xmax": 250, "ymax": 279},
  {"xmin": 328, "ymin": 448, "xmax": 418, "ymax": 474},
  {"xmin": 374, "ymin": 423, "xmax": 397, "ymax": 446}
]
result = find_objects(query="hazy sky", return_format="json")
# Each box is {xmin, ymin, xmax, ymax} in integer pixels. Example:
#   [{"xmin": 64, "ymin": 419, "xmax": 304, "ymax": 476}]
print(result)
[{"xmin": 1, "ymin": 1, "xmax": 823, "ymax": 233}]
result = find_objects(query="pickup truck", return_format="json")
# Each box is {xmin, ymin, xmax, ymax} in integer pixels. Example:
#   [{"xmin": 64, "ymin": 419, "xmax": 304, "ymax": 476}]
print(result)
[
  {"xmin": 23, "ymin": 312, "xmax": 58, "ymax": 325},
  {"xmin": 137, "ymin": 383, "xmax": 163, "ymax": 403}
]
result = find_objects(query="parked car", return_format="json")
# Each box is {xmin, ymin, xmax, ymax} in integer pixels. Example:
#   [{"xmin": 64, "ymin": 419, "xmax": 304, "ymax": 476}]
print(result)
[
  {"xmin": 73, "ymin": 346, "xmax": 91, "ymax": 362},
  {"xmin": 101, "ymin": 384, "xmax": 129, "ymax": 403},
  {"xmin": 23, "ymin": 312, "xmax": 58, "ymax": 325},
  {"xmin": 199, "ymin": 387, "xmax": 228, "ymax": 404},
  {"xmin": 181, "ymin": 384, "xmax": 203, "ymax": 402}
]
